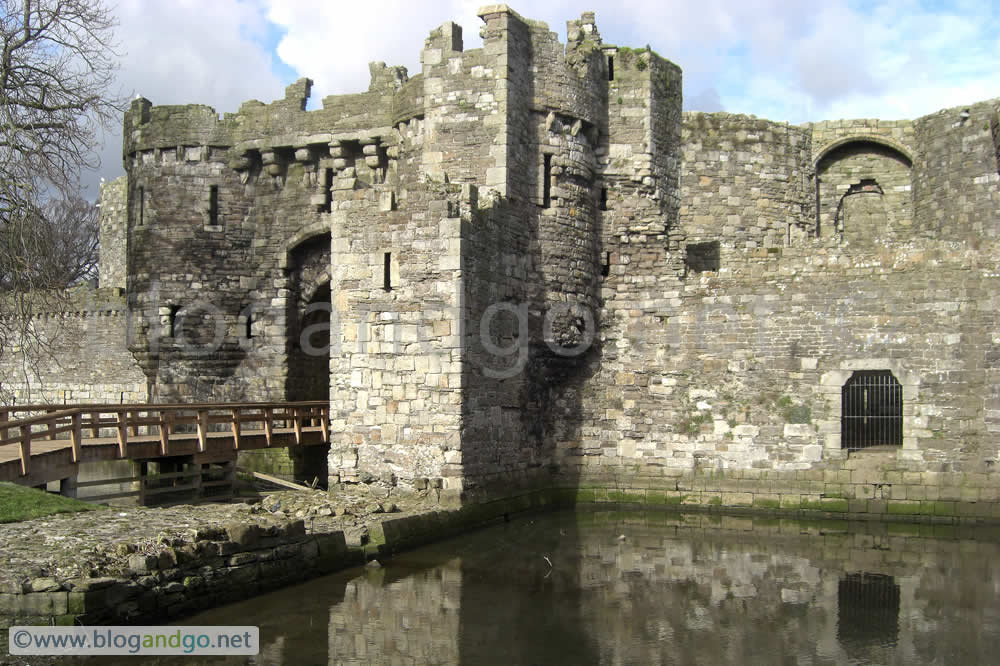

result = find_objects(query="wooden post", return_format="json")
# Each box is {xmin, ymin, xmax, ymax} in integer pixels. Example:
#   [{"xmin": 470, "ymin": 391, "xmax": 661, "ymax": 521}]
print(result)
[
  {"xmin": 264, "ymin": 408, "xmax": 273, "ymax": 447},
  {"xmin": 159, "ymin": 411, "xmax": 170, "ymax": 455},
  {"xmin": 70, "ymin": 412, "xmax": 82, "ymax": 463},
  {"xmin": 19, "ymin": 426, "xmax": 31, "ymax": 476},
  {"xmin": 116, "ymin": 410, "xmax": 128, "ymax": 457},
  {"xmin": 196, "ymin": 409, "xmax": 208, "ymax": 452},
  {"xmin": 90, "ymin": 411, "xmax": 101, "ymax": 438},
  {"xmin": 321, "ymin": 406, "xmax": 329, "ymax": 442},
  {"xmin": 46, "ymin": 409, "xmax": 57, "ymax": 440},
  {"xmin": 230, "ymin": 408, "xmax": 241, "ymax": 450},
  {"xmin": 293, "ymin": 407, "xmax": 303, "ymax": 445},
  {"xmin": 0, "ymin": 410, "xmax": 8, "ymax": 446}
]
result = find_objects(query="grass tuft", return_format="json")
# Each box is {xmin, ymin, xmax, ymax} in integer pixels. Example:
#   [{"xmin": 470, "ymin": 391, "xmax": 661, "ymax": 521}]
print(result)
[{"xmin": 0, "ymin": 482, "xmax": 102, "ymax": 523}]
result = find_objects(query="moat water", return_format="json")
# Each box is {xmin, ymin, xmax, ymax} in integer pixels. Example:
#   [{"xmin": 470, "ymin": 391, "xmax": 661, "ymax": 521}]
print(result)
[{"xmin": 175, "ymin": 509, "xmax": 1000, "ymax": 665}]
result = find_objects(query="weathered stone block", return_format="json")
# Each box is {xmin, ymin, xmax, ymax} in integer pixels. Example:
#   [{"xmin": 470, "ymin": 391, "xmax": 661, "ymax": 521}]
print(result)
[{"xmin": 226, "ymin": 523, "xmax": 262, "ymax": 547}]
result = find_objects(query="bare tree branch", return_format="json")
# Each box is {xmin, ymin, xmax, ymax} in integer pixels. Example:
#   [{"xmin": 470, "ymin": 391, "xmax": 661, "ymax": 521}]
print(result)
[{"xmin": 0, "ymin": 0, "xmax": 124, "ymax": 402}]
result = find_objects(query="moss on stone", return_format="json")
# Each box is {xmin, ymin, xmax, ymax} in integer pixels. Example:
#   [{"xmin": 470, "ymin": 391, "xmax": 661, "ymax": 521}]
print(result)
[
  {"xmin": 886, "ymin": 522, "xmax": 922, "ymax": 537},
  {"xmin": 887, "ymin": 500, "xmax": 923, "ymax": 516},
  {"xmin": 802, "ymin": 498, "xmax": 848, "ymax": 513}
]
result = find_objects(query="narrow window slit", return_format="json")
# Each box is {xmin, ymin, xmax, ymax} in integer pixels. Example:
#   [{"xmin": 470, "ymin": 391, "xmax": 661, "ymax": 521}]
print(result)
[
  {"xmin": 600, "ymin": 187, "xmax": 608, "ymax": 211},
  {"xmin": 601, "ymin": 251, "xmax": 611, "ymax": 277},
  {"xmin": 607, "ymin": 55, "xmax": 614, "ymax": 81},
  {"xmin": 208, "ymin": 185, "xmax": 219, "ymax": 225},
  {"xmin": 543, "ymin": 154, "xmax": 552, "ymax": 208},
  {"xmin": 383, "ymin": 252, "xmax": 392, "ymax": 291},
  {"xmin": 168, "ymin": 305, "xmax": 181, "ymax": 338},
  {"xmin": 137, "ymin": 186, "xmax": 145, "ymax": 226},
  {"xmin": 322, "ymin": 169, "xmax": 332, "ymax": 213}
]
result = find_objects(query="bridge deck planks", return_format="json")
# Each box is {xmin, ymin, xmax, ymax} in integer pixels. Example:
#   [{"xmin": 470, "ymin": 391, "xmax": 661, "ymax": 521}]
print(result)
[{"xmin": 0, "ymin": 426, "xmax": 328, "ymax": 486}]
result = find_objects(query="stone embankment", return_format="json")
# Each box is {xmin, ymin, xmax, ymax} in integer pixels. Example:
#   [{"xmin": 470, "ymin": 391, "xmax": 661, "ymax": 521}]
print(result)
[{"xmin": 0, "ymin": 486, "xmax": 442, "ymax": 630}]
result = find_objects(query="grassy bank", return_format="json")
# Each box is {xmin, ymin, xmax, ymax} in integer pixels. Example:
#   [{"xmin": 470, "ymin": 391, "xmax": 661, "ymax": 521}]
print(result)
[{"xmin": 0, "ymin": 482, "xmax": 101, "ymax": 523}]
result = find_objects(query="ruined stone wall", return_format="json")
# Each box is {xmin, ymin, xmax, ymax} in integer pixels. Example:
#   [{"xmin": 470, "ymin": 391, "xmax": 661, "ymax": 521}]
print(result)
[
  {"xmin": 326, "ymin": 183, "xmax": 465, "ymax": 498},
  {"xmin": 97, "ymin": 177, "xmax": 128, "ymax": 290},
  {"xmin": 566, "ymin": 237, "xmax": 1000, "ymax": 510},
  {"xmin": 912, "ymin": 98, "xmax": 1000, "ymax": 240},
  {"xmin": 679, "ymin": 113, "xmax": 814, "ymax": 253},
  {"xmin": 456, "ymin": 9, "xmax": 618, "ymax": 498},
  {"xmin": 122, "ymin": 72, "xmax": 405, "ymax": 405},
  {"xmin": 816, "ymin": 142, "xmax": 913, "ymax": 244},
  {"xmin": 0, "ymin": 290, "xmax": 146, "ymax": 404},
  {"xmin": 24, "ymin": 6, "xmax": 996, "ymax": 513},
  {"xmin": 124, "ymin": 126, "xmax": 261, "ymax": 402},
  {"xmin": 418, "ymin": 21, "xmax": 495, "ymax": 186}
]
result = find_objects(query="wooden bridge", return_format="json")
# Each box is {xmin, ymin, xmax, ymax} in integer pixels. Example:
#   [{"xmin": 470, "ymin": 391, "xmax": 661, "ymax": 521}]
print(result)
[{"xmin": 0, "ymin": 401, "xmax": 330, "ymax": 504}]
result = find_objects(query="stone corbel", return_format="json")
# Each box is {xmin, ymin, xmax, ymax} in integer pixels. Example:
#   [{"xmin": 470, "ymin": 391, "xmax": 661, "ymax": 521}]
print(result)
[
  {"xmin": 329, "ymin": 141, "xmax": 349, "ymax": 170},
  {"xmin": 261, "ymin": 150, "xmax": 288, "ymax": 186},
  {"xmin": 228, "ymin": 151, "xmax": 255, "ymax": 185}
]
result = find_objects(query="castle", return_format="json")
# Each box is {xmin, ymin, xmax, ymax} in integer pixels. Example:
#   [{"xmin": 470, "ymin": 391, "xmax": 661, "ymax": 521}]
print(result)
[{"xmin": 6, "ymin": 5, "xmax": 1000, "ymax": 515}]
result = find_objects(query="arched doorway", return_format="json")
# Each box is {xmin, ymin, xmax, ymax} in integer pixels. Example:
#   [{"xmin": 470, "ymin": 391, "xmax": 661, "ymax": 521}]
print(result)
[
  {"xmin": 284, "ymin": 233, "xmax": 332, "ymax": 485},
  {"xmin": 288, "ymin": 280, "xmax": 331, "ymax": 402}
]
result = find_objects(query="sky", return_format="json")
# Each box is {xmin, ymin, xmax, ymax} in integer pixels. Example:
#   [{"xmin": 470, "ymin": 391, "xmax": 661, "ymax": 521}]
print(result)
[{"xmin": 87, "ymin": 0, "xmax": 1000, "ymax": 196}]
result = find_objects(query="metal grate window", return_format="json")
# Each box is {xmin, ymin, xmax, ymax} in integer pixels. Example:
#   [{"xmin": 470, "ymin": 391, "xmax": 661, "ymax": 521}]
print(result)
[{"xmin": 841, "ymin": 370, "xmax": 902, "ymax": 450}]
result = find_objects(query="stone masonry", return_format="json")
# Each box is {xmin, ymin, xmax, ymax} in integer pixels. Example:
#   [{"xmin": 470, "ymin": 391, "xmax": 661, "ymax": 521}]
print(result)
[{"xmin": 8, "ymin": 5, "xmax": 1000, "ymax": 516}]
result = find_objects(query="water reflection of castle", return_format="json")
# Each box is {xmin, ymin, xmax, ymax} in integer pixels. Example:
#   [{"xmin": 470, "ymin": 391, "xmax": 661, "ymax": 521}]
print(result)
[{"xmin": 184, "ymin": 512, "xmax": 1000, "ymax": 663}]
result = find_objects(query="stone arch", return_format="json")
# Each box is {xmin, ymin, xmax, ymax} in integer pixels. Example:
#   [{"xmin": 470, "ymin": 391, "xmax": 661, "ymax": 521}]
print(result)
[
  {"xmin": 278, "ymin": 220, "xmax": 331, "ymax": 270},
  {"xmin": 814, "ymin": 136, "xmax": 913, "ymax": 171},
  {"xmin": 815, "ymin": 139, "xmax": 914, "ymax": 242}
]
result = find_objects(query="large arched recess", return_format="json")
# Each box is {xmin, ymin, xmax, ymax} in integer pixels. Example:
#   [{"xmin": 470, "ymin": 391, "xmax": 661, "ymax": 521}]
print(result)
[
  {"xmin": 283, "ymin": 232, "xmax": 332, "ymax": 485},
  {"xmin": 815, "ymin": 139, "xmax": 913, "ymax": 244},
  {"xmin": 285, "ymin": 233, "xmax": 332, "ymax": 402}
]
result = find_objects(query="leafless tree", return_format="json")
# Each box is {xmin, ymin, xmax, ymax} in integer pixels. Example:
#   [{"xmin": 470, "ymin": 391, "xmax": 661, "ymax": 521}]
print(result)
[
  {"xmin": 0, "ymin": 0, "xmax": 123, "ymax": 401},
  {"xmin": 0, "ymin": 195, "xmax": 99, "ymax": 290}
]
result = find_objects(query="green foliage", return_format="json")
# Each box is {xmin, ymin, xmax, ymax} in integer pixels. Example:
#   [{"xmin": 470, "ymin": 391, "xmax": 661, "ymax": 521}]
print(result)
[
  {"xmin": 679, "ymin": 411, "xmax": 711, "ymax": 436},
  {"xmin": 0, "ymin": 482, "xmax": 101, "ymax": 523},
  {"xmin": 782, "ymin": 404, "xmax": 812, "ymax": 424},
  {"xmin": 759, "ymin": 393, "xmax": 812, "ymax": 424},
  {"xmin": 635, "ymin": 57, "xmax": 648, "ymax": 71}
]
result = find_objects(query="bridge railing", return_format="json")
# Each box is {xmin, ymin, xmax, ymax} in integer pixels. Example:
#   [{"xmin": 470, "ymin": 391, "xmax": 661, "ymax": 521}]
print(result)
[{"xmin": 0, "ymin": 401, "xmax": 330, "ymax": 477}]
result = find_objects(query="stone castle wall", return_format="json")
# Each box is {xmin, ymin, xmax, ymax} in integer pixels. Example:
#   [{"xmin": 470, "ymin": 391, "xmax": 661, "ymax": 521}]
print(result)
[
  {"xmin": 97, "ymin": 177, "xmax": 128, "ymax": 290},
  {"xmin": 0, "ymin": 290, "xmax": 146, "ymax": 405},
  {"xmin": 6, "ymin": 5, "xmax": 1000, "ymax": 517}
]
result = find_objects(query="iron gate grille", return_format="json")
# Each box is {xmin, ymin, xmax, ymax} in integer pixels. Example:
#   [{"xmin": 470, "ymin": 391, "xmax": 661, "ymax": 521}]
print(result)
[{"xmin": 841, "ymin": 370, "xmax": 902, "ymax": 450}]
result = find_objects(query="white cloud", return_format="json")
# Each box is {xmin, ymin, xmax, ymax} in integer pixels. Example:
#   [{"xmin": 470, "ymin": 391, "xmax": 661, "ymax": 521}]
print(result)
[
  {"xmin": 264, "ymin": 0, "xmax": 484, "ymax": 102},
  {"xmin": 89, "ymin": 0, "xmax": 286, "ymax": 193},
  {"xmin": 86, "ymin": 0, "xmax": 997, "ymax": 193}
]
